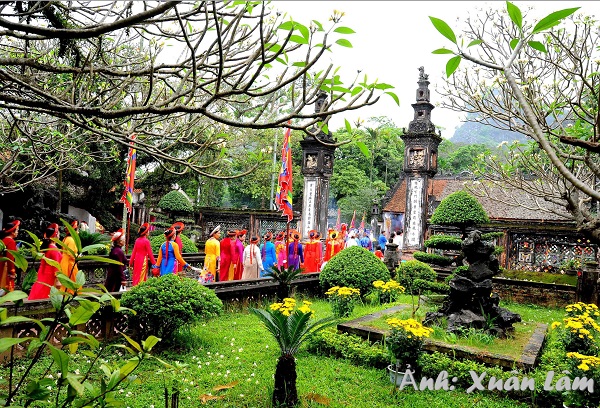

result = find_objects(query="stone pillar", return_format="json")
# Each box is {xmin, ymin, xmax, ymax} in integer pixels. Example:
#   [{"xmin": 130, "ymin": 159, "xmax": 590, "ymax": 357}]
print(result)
[
  {"xmin": 400, "ymin": 67, "xmax": 442, "ymax": 253},
  {"xmin": 300, "ymin": 93, "xmax": 336, "ymax": 239}
]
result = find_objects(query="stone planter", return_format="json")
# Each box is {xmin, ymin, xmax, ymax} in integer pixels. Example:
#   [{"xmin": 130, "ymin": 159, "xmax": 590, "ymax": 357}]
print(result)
[{"xmin": 387, "ymin": 364, "xmax": 407, "ymax": 387}]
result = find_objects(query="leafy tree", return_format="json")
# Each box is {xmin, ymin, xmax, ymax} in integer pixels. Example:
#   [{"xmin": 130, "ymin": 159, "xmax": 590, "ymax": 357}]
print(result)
[
  {"xmin": 0, "ymin": 3, "xmax": 398, "ymax": 193},
  {"xmin": 429, "ymin": 3, "xmax": 600, "ymax": 242}
]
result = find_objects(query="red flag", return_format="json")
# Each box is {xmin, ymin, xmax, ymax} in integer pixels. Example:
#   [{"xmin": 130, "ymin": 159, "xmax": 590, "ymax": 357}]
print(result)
[
  {"xmin": 350, "ymin": 210, "xmax": 356, "ymax": 229},
  {"xmin": 120, "ymin": 134, "xmax": 137, "ymax": 214},
  {"xmin": 335, "ymin": 208, "xmax": 341, "ymax": 231},
  {"xmin": 359, "ymin": 211, "xmax": 366, "ymax": 233},
  {"xmin": 275, "ymin": 123, "xmax": 293, "ymax": 222}
]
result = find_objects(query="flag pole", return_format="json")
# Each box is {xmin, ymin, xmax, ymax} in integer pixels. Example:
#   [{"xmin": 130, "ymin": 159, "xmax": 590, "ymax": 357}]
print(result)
[{"xmin": 286, "ymin": 221, "xmax": 290, "ymax": 266}]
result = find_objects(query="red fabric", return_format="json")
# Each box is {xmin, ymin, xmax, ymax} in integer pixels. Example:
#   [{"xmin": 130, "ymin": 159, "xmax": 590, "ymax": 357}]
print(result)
[
  {"xmin": 303, "ymin": 240, "xmax": 322, "ymax": 273},
  {"xmin": 375, "ymin": 249, "xmax": 384, "ymax": 260},
  {"xmin": 233, "ymin": 238, "xmax": 244, "ymax": 280},
  {"xmin": 219, "ymin": 237, "xmax": 232, "ymax": 281},
  {"xmin": 175, "ymin": 235, "xmax": 184, "ymax": 273},
  {"xmin": 129, "ymin": 236, "xmax": 156, "ymax": 286},
  {"xmin": 28, "ymin": 244, "xmax": 62, "ymax": 300},
  {"xmin": 0, "ymin": 236, "xmax": 17, "ymax": 291}
]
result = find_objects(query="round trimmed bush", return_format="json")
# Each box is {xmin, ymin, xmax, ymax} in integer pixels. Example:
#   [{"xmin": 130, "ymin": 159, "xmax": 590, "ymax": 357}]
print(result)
[
  {"xmin": 395, "ymin": 260, "xmax": 437, "ymax": 294},
  {"xmin": 150, "ymin": 233, "xmax": 198, "ymax": 253},
  {"xmin": 158, "ymin": 190, "xmax": 194, "ymax": 213},
  {"xmin": 121, "ymin": 274, "xmax": 223, "ymax": 343},
  {"xmin": 430, "ymin": 190, "xmax": 489, "ymax": 229},
  {"xmin": 320, "ymin": 246, "xmax": 390, "ymax": 296}
]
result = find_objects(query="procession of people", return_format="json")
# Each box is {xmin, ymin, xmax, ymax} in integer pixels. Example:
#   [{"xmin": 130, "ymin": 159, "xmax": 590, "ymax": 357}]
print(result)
[{"xmin": 0, "ymin": 216, "xmax": 396, "ymax": 300}]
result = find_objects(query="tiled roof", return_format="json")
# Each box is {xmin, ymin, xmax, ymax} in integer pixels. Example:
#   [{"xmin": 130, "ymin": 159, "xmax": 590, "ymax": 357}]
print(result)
[{"xmin": 383, "ymin": 176, "xmax": 571, "ymax": 222}]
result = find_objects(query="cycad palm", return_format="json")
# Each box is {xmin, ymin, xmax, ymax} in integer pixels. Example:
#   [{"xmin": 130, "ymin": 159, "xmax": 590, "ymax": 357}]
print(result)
[{"xmin": 250, "ymin": 299, "xmax": 335, "ymax": 407}]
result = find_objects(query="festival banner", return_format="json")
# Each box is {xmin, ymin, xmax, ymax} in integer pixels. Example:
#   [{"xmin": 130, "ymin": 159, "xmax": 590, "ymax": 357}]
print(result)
[
  {"xmin": 275, "ymin": 123, "xmax": 293, "ymax": 222},
  {"xmin": 120, "ymin": 134, "xmax": 137, "ymax": 214}
]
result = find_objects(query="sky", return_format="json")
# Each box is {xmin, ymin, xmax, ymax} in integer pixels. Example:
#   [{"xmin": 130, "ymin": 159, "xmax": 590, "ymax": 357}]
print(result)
[{"xmin": 270, "ymin": 1, "xmax": 592, "ymax": 139}]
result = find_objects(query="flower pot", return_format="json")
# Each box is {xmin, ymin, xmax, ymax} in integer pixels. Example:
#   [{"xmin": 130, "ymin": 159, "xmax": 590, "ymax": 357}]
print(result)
[{"xmin": 387, "ymin": 364, "xmax": 407, "ymax": 387}]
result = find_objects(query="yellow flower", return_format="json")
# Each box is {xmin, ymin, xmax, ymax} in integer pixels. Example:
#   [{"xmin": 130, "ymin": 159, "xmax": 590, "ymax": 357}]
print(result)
[{"xmin": 551, "ymin": 321, "xmax": 561, "ymax": 329}]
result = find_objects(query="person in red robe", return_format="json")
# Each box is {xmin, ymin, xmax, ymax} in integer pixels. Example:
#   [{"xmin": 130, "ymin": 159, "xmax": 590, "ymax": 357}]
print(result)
[
  {"xmin": 171, "ymin": 222, "xmax": 185, "ymax": 273},
  {"xmin": 219, "ymin": 230, "xmax": 236, "ymax": 281},
  {"xmin": 232, "ymin": 229, "xmax": 246, "ymax": 280},
  {"xmin": 0, "ymin": 220, "xmax": 20, "ymax": 293},
  {"xmin": 29, "ymin": 223, "xmax": 63, "ymax": 300},
  {"xmin": 129, "ymin": 223, "xmax": 156, "ymax": 286}
]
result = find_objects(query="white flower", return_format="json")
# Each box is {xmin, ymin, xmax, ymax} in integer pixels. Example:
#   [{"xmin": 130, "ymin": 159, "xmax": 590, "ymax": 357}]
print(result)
[
  {"xmin": 238, "ymin": 348, "xmax": 243, "ymax": 352},
  {"xmin": 220, "ymin": 355, "xmax": 224, "ymax": 358},
  {"xmin": 235, "ymin": 357, "xmax": 239, "ymax": 360}
]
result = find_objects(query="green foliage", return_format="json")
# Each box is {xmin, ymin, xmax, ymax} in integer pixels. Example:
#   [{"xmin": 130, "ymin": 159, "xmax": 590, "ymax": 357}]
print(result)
[
  {"xmin": 0, "ymin": 226, "xmax": 167, "ymax": 408},
  {"xmin": 78, "ymin": 230, "xmax": 110, "ymax": 255},
  {"xmin": 150, "ymin": 233, "xmax": 198, "ymax": 254},
  {"xmin": 264, "ymin": 265, "xmax": 303, "ymax": 300},
  {"xmin": 413, "ymin": 251, "xmax": 454, "ymax": 267},
  {"xmin": 395, "ymin": 260, "xmax": 437, "ymax": 295},
  {"xmin": 430, "ymin": 190, "xmax": 489, "ymax": 229},
  {"xmin": 445, "ymin": 265, "xmax": 469, "ymax": 284},
  {"xmin": 424, "ymin": 234, "xmax": 462, "ymax": 250},
  {"xmin": 121, "ymin": 274, "xmax": 223, "ymax": 343},
  {"xmin": 320, "ymin": 246, "xmax": 390, "ymax": 296},
  {"xmin": 306, "ymin": 328, "xmax": 389, "ymax": 368},
  {"xmin": 158, "ymin": 190, "xmax": 194, "ymax": 213},
  {"xmin": 481, "ymin": 231, "xmax": 504, "ymax": 240}
]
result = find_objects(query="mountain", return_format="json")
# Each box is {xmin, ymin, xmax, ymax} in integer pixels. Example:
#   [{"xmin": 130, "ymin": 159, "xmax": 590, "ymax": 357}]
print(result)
[{"xmin": 450, "ymin": 120, "xmax": 528, "ymax": 146}]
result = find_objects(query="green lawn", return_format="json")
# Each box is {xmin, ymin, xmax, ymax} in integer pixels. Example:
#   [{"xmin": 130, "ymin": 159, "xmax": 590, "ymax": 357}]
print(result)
[{"xmin": 10, "ymin": 296, "xmax": 558, "ymax": 407}]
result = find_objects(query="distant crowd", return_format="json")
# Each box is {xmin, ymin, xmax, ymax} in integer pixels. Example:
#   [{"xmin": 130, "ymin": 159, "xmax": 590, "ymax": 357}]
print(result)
[{"xmin": 0, "ymin": 218, "xmax": 405, "ymax": 300}]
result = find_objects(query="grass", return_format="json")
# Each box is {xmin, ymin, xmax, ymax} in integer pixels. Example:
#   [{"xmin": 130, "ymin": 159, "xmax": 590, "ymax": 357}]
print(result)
[
  {"xmin": 497, "ymin": 269, "xmax": 577, "ymax": 286},
  {"xmin": 358, "ymin": 298, "xmax": 564, "ymax": 359},
  {"xmin": 10, "ymin": 296, "xmax": 550, "ymax": 408}
]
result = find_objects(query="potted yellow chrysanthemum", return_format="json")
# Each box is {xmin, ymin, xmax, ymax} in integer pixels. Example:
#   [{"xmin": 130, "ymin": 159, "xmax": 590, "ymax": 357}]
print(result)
[{"xmin": 385, "ymin": 317, "xmax": 433, "ymax": 385}]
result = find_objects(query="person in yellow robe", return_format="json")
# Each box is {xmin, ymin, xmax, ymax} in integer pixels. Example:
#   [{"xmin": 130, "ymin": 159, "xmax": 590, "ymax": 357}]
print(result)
[
  {"xmin": 60, "ymin": 220, "xmax": 79, "ymax": 285},
  {"xmin": 202, "ymin": 225, "xmax": 221, "ymax": 283}
]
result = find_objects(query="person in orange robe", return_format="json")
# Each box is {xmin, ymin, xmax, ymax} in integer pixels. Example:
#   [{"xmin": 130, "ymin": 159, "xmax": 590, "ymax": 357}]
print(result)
[
  {"xmin": 303, "ymin": 230, "xmax": 320, "ymax": 273},
  {"xmin": 324, "ymin": 229, "xmax": 342, "ymax": 262},
  {"xmin": 232, "ymin": 229, "xmax": 246, "ymax": 280},
  {"xmin": 129, "ymin": 223, "xmax": 156, "ymax": 286},
  {"xmin": 219, "ymin": 230, "xmax": 236, "ymax": 281},
  {"xmin": 29, "ymin": 223, "xmax": 63, "ymax": 300},
  {"xmin": 0, "ymin": 220, "xmax": 20, "ymax": 293},
  {"xmin": 60, "ymin": 220, "xmax": 79, "ymax": 287},
  {"xmin": 171, "ymin": 222, "xmax": 185, "ymax": 273}
]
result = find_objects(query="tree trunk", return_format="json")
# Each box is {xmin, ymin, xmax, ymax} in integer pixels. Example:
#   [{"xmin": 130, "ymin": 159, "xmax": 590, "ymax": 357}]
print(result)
[{"xmin": 272, "ymin": 353, "xmax": 298, "ymax": 407}]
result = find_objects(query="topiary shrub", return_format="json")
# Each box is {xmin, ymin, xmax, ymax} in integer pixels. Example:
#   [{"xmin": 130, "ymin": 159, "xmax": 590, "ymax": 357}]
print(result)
[
  {"xmin": 424, "ymin": 235, "xmax": 462, "ymax": 250},
  {"xmin": 395, "ymin": 260, "xmax": 437, "ymax": 294},
  {"xmin": 320, "ymin": 246, "xmax": 390, "ymax": 296},
  {"xmin": 430, "ymin": 190, "xmax": 489, "ymax": 236},
  {"xmin": 158, "ymin": 190, "xmax": 194, "ymax": 213},
  {"xmin": 150, "ymin": 233, "xmax": 198, "ymax": 254},
  {"xmin": 121, "ymin": 274, "xmax": 223, "ymax": 343},
  {"xmin": 413, "ymin": 251, "xmax": 454, "ymax": 267}
]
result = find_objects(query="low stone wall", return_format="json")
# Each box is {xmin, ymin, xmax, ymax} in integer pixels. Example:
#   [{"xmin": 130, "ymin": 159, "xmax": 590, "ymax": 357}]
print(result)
[
  {"xmin": 434, "ymin": 267, "xmax": 577, "ymax": 308},
  {"xmin": 0, "ymin": 274, "xmax": 322, "ymax": 362},
  {"xmin": 491, "ymin": 278, "xmax": 575, "ymax": 308}
]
